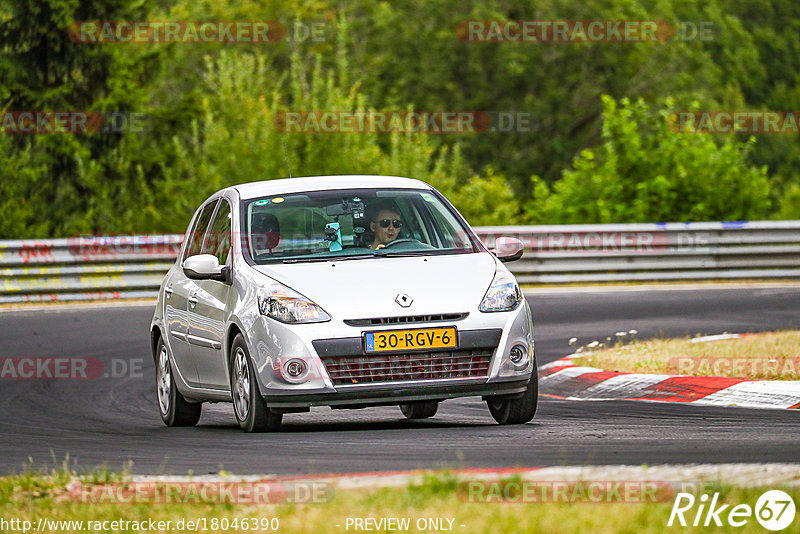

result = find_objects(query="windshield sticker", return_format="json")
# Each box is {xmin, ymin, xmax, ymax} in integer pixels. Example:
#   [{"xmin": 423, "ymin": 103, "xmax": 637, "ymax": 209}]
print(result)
[
  {"xmin": 272, "ymin": 197, "xmax": 285, "ymax": 204},
  {"xmin": 254, "ymin": 199, "xmax": 270, "ymax": 206},
  {"xmin": 420, "ymin": 193, "xmax": 435, "ymax": 202}
]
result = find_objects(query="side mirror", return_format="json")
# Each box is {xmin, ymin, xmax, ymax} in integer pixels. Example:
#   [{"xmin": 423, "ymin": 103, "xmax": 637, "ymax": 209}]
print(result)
[
  {"xmin": 183, "ymin": 254, "xmax": 231, "ymax": 283},
  {"xmin": 491, "ymin": 236, "xmax": 524, "ymax": 262}
]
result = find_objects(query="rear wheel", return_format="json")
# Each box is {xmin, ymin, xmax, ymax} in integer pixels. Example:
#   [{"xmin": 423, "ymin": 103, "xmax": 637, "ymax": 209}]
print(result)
[
  {"xmin": 231, "ymin": 334, "xmax": 282, "ymax": 433},
  {"xmin": 487, "ymin": 376, "xmax": 538, "ymax": 425},
  {"xmin": 399, "ymin": 401, "xmax": 439, "ymax": 419},
  {"xmin": 156, "ymin": 338, "xmax": 201, "ymax": 427}
]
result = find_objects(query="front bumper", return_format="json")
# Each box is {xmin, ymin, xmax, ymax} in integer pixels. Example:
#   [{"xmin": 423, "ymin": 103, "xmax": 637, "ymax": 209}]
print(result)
[
  {"xmin": 265, "ymin": 378, "xmax": 530, "ymax": 409},
  {"xmin": 244, "ymin": 300, "xmax": 535, "ymax": 408}
]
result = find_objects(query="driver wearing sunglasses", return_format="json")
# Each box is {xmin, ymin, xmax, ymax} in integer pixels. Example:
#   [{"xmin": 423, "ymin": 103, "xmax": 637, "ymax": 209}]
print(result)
[{"xmin": 369, "ymin": 207, "xmax": 403, "ymax": 250}]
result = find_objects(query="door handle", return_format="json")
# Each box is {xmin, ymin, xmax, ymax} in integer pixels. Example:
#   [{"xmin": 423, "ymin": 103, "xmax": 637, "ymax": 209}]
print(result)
[
  {"xmin": 164, "ymin": 286, "xmax": 173, "ymax": 297},
  {"xmin": 188, "ymin": 295, "xmax": 198, "ymax": 307}
]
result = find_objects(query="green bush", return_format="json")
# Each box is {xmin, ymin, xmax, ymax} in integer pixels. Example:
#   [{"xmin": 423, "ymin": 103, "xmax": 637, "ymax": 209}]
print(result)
[
  {"xmin": 775, "ymin": 184, "xmax": 800, "ymax": 220},
  {"xmin": 526, "ymin": 95, "xmax": 772, "ymax": 223}
]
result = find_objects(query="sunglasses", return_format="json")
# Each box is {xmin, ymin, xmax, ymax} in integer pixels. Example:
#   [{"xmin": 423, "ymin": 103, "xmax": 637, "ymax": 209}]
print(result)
[{"xmin": 377, "ymin": 218, "xmax": 402, "ymax": 229}]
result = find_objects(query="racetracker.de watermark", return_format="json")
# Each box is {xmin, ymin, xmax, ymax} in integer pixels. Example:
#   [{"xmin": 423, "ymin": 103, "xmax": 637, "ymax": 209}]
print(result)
[
  {"xmin": 477, "ymin": 230, "xmax": 716, "ymax": 254},
  {"xmin": 667, "ymin": 357, "xmax": 800, "ymax": 379},
  {"xmin": 457, "ymin": 20, "xmax": 715, "ymax": 42},
  {"xmin": 275, "ymin": 111, "xmax": 492, "ymax": 134},
  {"xmin": 69, "ymin": 21, "xmax": 285, "ymax": 43},
  {"xmin": 66, "ymin": 235, "xmax": 182, "ymax": 259},
  {"xmin": 274, "ymin": 111, "xmax": 538, "ymax": 134},
  {"xmin": 66, "ymin": 480, "xmax": 333, "ymax": 504},
  {"xmin": 1, "ymin": 111, "xmax": 150, "ymax": 134},
  {"xmin": 669, "ymin": 111, "xmax": 800, "ymax": 134},
  {"xmin": 0, "ymin": 358, "xmax": 143, "ymax": 380},
  {"xmin": 64, "ymin": 230, "xmax": 717, "ymax": 260},
  {"xmin": 459, "ymin": 480, "xmax": 676, "ymax": 503}
]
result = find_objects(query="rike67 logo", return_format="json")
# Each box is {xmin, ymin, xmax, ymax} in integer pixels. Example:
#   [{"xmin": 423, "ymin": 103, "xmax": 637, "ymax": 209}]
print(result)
[{"xmin": 668, "ymin": 490, "xmax": 796, "ymax": 531}]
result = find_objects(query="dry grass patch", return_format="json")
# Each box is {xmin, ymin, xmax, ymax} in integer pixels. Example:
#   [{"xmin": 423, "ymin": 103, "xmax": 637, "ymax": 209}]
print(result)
[{"xmin": 570, "ymin": 331, "xmax": 800, "ymax": 380}]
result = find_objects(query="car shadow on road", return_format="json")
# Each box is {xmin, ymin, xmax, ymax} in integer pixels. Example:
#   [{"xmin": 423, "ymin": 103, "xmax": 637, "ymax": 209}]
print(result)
[{"xmin": 191, "ymin": 417, "xmax": 505, "ymax": 434}]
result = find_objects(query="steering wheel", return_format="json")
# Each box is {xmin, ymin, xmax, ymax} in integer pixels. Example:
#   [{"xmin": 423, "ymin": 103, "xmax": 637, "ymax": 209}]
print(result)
[{"xmin": 383, "ymin": 238, "xmax": 419, "ymax": 248}]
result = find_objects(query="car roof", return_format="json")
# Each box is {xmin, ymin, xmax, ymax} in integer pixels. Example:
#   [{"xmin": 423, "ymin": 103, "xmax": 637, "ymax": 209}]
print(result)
[{"xmin": 232, "ymin": 175, "xmax": 432, "ymax": 200}]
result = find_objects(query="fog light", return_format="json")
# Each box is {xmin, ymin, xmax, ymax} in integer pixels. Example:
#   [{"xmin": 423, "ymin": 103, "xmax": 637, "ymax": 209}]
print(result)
[
  {"xmin": 284, "ymin": 358, "xmax": 308, "ymax": 381},
  {"xmin": 509, "ymin": 344, "xmax": 528, "ymax": 368}
]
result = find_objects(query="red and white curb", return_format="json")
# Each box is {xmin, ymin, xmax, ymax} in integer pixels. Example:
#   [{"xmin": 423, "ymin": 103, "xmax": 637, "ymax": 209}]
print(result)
[{"xmin": 539, "ymin": 347, "xmax": 800, "ymax": 410}]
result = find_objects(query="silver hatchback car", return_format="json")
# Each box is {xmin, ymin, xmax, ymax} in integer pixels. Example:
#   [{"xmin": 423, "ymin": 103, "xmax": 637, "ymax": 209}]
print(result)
[{"xmin": 150, "ymin": 175, "xmax": 536, "ymax": 432}]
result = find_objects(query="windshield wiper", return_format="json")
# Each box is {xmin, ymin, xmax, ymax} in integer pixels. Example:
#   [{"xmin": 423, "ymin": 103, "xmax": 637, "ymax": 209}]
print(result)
[
  {"xmin": 281, "ymin": 257, "xmax": 332, "ymax": 264},
  {"xmin": 374, "ymin": 251, "xmax": 435, "ymax": 258},
  {"xmin": 376, "ymin": 249, "xmax": 474, "ymax": 258},
  {"xmin": 281, "ymin": 254, "xmax": 375, "ymax": 264}
]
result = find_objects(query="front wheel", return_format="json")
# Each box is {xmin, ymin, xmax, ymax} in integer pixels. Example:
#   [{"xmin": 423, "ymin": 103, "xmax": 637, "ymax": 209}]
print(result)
[
  {"xmin": 399, "ymin": 401, "xmax": 439, "ymax": 419},
  {"xmin": 230, "ymin": 334, "xmax": 282, "ymax": 433},
  {"xmin": 487, "ymin": 376, "xmax": 538, "ymax": 425},
  {"xmin": 156, "ymin": 338, "xmax": 201, "ymax": 427}
]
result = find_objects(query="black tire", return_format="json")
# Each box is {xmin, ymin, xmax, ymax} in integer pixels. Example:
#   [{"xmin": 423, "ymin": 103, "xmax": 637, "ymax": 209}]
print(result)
[
  {"xmin": 230, "ymin": 334, "xmax": 282, "ymax": 433},
  {"xmin": 487, "ymin": 375, "xmax": 538, "ymax": 425},
  {"xmin": 156, "ymin": 338, "xmax": 201, "ymax": 427},
  {"xmin": 399, "ymin": 401, "xmax": 439, "ymax": 419}
]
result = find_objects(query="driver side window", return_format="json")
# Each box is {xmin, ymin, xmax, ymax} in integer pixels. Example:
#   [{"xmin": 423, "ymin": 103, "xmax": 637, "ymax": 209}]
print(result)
[
  {"xmin": 203, "ymin": 200, "xmax": 232, "ymax": 265},
  {"xmin": 184, "ymin": 200, "xmax": 218, "ymax": 261}
]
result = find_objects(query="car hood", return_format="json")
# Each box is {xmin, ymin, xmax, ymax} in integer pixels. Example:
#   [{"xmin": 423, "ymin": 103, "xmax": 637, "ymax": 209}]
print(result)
[{"xmin": 251, "ymin": 252, "xmax": 499, "ymax": 319}]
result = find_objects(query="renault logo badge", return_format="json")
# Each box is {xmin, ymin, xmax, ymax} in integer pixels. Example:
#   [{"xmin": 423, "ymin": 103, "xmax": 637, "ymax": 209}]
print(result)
[{"xmin": 395, "ymin": 293, "xmax": 413, "ymax": 308}]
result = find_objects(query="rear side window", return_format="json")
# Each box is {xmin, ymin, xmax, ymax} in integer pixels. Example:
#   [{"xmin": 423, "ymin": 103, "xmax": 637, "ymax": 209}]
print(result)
[{"xmin": 184, "ymin": 200, "xmax": 218, "ymax": 260}]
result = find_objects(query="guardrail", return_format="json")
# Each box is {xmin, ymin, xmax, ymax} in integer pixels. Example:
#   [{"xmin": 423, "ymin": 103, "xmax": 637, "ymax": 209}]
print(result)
[
  {"xmin": 0, "ymin": 235, "xmax": 181, "ymax": 304},
  {"xmin": 476, "ymin": 221, "xmax": 800, "ymax": 284},
  {"xmin": 1, "ymin": 221, "xmax": 799, "ymax": 303}
]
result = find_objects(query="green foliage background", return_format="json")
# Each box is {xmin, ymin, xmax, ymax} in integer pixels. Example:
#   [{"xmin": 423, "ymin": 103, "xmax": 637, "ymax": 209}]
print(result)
[{"xmin": 1, "ymin": 0, "xmax": 799, "ymax": 237}]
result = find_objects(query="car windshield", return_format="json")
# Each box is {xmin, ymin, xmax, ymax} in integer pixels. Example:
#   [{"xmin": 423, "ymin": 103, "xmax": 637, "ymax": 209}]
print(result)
[{"xmin": 244, "ymin": 188, "xmax": 481, "ymax": 264}]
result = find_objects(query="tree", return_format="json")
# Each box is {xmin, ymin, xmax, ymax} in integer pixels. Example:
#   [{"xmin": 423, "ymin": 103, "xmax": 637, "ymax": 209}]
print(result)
[
  {"xmin": 149, "ymin": 22, "xmax": 520, "ymax": 232},
  {"xmin": 334, "ymin": 0, "xmax": 758, "ymax": 197},
  {"xmin": 0, "ymin": 0, "xmax": 157, "ymax": 237}
]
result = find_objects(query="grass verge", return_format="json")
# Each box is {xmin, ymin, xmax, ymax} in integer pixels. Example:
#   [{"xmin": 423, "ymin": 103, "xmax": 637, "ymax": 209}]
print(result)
[
  {"xmin": 1, "ymin": 470, "xmax": 798, "ymax": 533},
  {"xmin": 570, "ymin": 331, "xmax": 800, "ymax": 380}
]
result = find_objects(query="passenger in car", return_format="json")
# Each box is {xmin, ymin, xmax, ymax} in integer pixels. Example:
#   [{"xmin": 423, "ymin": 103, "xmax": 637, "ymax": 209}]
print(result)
[{"xmin": 251, "ymin": 212, "xmax": 281, "ymax": 254}]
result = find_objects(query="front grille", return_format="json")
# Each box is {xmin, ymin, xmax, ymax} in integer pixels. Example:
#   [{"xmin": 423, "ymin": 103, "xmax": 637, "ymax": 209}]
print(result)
[
  {"xmin": 344, "ymin": 313, "xmax": 468, "ymax": 327},
  {"xmin": 322, "ymin": 349, "xmax": 492, "ymax": 385}
]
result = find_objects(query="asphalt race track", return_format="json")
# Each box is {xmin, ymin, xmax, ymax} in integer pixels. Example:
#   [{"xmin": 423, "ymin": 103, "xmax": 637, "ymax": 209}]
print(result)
[{"xmin": 0, "ymin": 286, "xmax": 798, "ymax": 475}]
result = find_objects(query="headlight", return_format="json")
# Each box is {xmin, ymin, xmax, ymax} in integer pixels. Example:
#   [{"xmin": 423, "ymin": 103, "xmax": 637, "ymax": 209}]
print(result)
[
  {"xmin": 479, "ymin": 271, "xmax": 522, "ymax": 312},
  {"xmin": 257, "ymin": 285, "xmax": 331, "ymax": 323}
]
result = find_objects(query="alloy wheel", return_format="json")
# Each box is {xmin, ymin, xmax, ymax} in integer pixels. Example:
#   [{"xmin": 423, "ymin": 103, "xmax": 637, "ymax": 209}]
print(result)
[
  {"xmin": 233, "ymin": 348, "xmax": 251, "ymax": 420},
  {"xmin": 157, "ymin": 346, "xmax": 171, "ymax": 415}
]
